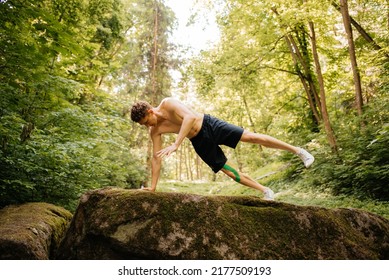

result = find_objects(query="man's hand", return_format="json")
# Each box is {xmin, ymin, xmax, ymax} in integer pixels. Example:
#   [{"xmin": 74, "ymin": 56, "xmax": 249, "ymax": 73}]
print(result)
[
  {"xmin": 141, "ymin": 186, "xmax": 156, "ymax": 192},
  {"xmin": 156, "ymin": 143, "xmax": 178, "ymax": 158}
]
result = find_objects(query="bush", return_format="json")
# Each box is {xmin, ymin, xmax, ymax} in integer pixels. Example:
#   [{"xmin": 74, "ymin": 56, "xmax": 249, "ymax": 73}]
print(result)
[
  {"xmin": 330, "ymin": 123, "xmax": 389, "ymax": 200},
  {"xmin": 0, "ymin": 106, "xmax": 147, "ymax": 211}
]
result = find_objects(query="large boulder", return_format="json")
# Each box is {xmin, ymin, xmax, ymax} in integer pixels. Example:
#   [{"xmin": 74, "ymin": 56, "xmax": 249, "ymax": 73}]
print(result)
[
  {"xmin": 0, "ymin": 202, "xmax": 73, "ymax": 259},
  {"xmin": 57, "ymin": 188, "xmax": 389, "ymax": 260}
]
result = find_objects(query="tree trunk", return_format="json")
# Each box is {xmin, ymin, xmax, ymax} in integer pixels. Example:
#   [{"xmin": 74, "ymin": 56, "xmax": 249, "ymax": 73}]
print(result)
[
  {"xmin": 283, "ymin": 34, "xmax": 322, "ymax": 126},
  {"xmin": 339, "ymin": 0, "xmax": 364, "ymax": 116},
  {"xmin": 196, "ymin": 154, "xmax": 201, "ymax": 180},
  {"xmin": 186, "ymin": 141, "xmax": 193, "ymax": 181},
  {"xmin": 242, "ymin": 95, "xmax": 257, "ymax": 133},
  {"xmin": 152, "ymin": 1, "xmax": 159, "ymax": 104},
  {"xmin": 309, "ymin": 21, "xmax": 338, "ymax": 152},
  {"xmin": 146, "ymin": 137, "xmax": 152, "ymax": 187},
  {"xmin": 179, "ymin": 144, "xmax": 183, "ymax": 181},
  {"xmin": 332, "ymin": 1, "xmax": 388, "ymax": 57},
  {"xmin": 242, "ymin": 95, "xmax": 263, "ymax": 152},
  {"xmin": 272, "ymin": 6, "xmax": 339, "ymax": 149},
  {"xmin": 289, "ymin": 29, "xmax": 323, "ymax": 113},
  {"xmin": 145, "ymin": 1, "xmax": 161, "ymax": 182}
]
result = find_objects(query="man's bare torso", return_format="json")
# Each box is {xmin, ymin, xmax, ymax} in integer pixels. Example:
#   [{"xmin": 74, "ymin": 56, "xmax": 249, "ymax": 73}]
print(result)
[{"xmin": 150, "ymin": 98, "xmax": 204, "ymax": 139}]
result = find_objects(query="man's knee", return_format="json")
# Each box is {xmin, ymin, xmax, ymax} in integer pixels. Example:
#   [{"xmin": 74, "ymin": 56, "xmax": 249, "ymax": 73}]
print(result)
[{"xmin": 222, "ymin": 164, "xmax": 241, "ymax": 182}]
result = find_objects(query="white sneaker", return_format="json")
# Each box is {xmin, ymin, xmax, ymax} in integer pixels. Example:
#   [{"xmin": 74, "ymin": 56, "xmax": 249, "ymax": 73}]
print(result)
[
  {"xmin": 297, "ymin": 148, "xmax": 315, "ymax": 168},
  {"xmin": 263, "ymin": 188, "xmax": 275, "ymax": 201}
]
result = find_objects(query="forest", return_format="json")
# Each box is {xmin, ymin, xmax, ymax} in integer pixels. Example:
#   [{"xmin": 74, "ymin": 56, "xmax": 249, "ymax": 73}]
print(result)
[{"xmin": 0, "ymin": 0, "xmax": 388, "ymax": 216}]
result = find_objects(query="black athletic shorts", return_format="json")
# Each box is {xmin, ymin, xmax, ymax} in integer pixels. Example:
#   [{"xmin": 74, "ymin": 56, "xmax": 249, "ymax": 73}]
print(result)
[{"xmin": 190, "ymin": 114, "xmax": 244, "ymax": 173}]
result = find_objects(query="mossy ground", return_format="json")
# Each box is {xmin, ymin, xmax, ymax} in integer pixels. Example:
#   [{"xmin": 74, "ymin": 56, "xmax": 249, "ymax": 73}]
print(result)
[{"xmin": 0, "ymin": 202, "xmax": 73, "ymax": 259}]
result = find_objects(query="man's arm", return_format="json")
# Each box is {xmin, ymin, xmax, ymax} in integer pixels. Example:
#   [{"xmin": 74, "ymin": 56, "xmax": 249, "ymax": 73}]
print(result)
[
  {"xmin": 143, "ymin": 132, "xmax": 162, "ymax": 192},
  {"xmin": 157, "ymin": 99, "xmax": 197, "ymax": 158}
]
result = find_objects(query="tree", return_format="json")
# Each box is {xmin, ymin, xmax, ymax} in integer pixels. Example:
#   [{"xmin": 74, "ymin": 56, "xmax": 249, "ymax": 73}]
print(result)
[
  {"xmin": 339, "ymin": 0, "xmax": 363, "ymax": 116},
  {"xmin": 331, "ymin": 1, "xmax": 388, "ymax": 56},
  {"xmin": 271, "ymin": 7, "xmax": 323, "ymax": 129},
  {"xmin": 308, "ymin": 20, "xmax": 338, "ymax": 152}
]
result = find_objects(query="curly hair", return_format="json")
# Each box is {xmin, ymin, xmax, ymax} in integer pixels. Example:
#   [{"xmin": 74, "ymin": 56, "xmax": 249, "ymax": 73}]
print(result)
[{"xmin": 130, "ymin": 101, "xmax": 152, "ymax": 122}]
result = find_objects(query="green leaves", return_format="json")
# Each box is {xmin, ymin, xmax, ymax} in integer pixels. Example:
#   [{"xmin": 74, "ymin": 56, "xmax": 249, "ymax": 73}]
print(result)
[
  {"xmin": 0, "ymin": 0, "xmax": 158, "ymax": 210},
  {"xmin": 189, "ymin": 0, "xmax": 389, "ymax": 200}
]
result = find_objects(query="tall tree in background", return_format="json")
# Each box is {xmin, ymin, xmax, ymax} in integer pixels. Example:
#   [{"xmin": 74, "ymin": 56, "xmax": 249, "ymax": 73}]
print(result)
[
  {"xmin": 331, "ymin": 1, "xmax": 387, "ymax": 55},
  {"xmin": 128, "ymin": 0, "xmax": 175, "ymax": 183},
  {"xmin": 308, "ymin": 19, "xmax": 338, "ymax": 152},
  {"xmin": 339, "ymin": 0, "xmax": 363, "ymax": 116},
  {"xmin": 263, "ymin": 4, "xmax": 338, "ymax": 151},
  {"xmin": 272, "ymin": 7, "xmax": 322, "ymax": 129},
  {"xmin": 152, "ymin": 1, "xmax": 160, "ymax": 104},
  {"xmin": 137, "ymin": 0, "xmax": 174, "ymax": 104}
]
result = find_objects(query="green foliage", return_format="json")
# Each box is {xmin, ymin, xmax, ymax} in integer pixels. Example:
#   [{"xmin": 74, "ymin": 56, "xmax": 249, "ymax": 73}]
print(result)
[
  {"xmin": 331, "ymin": 121, "xmax": 389, "ymax": 200},
  {"xmin": 0, "ymin": 0, "xmax": 179, "ymax": 210},
  {"xmin": 282, "ymin": 97, "xmax": 389, "ymax": 201},
  {"xmin": 189, "ymin": 0, "xmax": 389, "ymax": 203},
  {"xmin": 0, "ymin": 100, "xmax": 147, "ymax": 210}
]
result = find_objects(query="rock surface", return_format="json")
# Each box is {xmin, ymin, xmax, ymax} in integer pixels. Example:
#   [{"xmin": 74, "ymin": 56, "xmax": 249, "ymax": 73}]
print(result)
[
  {"xmin": 56, "ymin": 187, "xmax": 389, "ymax": 260},
  {"xmin": 0, "ymin": 202, "xmax": 72, "ymax": 259}
]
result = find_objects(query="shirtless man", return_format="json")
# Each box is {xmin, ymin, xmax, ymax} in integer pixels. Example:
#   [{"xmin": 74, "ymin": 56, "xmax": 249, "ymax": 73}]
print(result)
[{"xmin": 130, "ymin": 98, "xmax": 314, "ymax": 200}]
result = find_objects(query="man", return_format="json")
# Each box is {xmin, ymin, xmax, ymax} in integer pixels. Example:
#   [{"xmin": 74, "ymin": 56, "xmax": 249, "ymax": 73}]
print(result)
[{"xmin": 130, "ymin": 98, "xmax": 314, "ymax": 200}]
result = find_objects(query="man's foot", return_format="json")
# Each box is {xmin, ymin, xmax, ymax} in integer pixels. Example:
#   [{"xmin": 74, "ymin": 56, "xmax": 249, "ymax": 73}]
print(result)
[
  {"xmin": 297, "ymin": 148, "xmax": 315, "ymax": 168},
  {"xmin": 263, "ymin": 188, "xmax": 275, "ymax": 201}
]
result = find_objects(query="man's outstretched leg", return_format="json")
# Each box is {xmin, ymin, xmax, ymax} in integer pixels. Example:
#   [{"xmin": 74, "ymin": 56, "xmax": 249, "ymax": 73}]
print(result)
[
  {"xmin": 240, "ymin": 131, "xmax": 315, "ymax": 168},
  {"xmin": 221, "ymin": 163, "xmax": 274, "ymax": 200}
]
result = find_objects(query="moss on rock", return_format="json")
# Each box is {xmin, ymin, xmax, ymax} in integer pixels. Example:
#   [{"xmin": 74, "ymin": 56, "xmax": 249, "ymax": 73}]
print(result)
[
  {"xmin": 0, "ymin": 202, "xmax": 73, "ymax": 259},
  {"xmin": 56, "ymin": 188, "xmax": 389, "ymax": 260}
]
